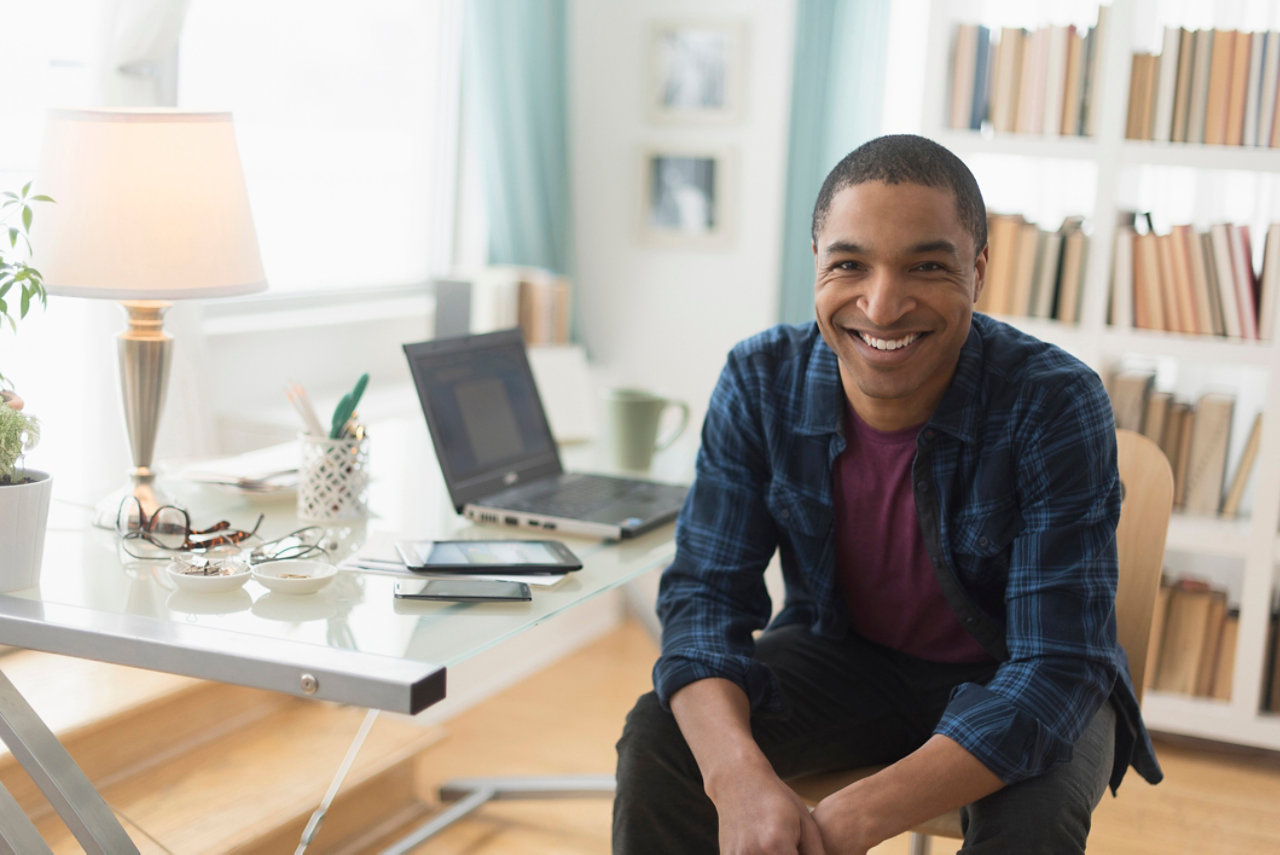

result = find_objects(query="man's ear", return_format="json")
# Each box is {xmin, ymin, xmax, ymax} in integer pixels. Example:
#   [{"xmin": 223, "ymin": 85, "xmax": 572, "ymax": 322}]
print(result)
[{"xmin": 973, "ymin": 243, "xmax": 989, "ymax": 302}]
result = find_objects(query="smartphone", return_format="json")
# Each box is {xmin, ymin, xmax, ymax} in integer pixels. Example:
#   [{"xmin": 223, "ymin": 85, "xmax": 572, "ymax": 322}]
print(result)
[
  {"xmin": 394, "ymin": 578, "xmax": 532, "ymax": 602},
  {"xmin": 394, "ymin": 539, "xmax": 582, "ymax": 574}
]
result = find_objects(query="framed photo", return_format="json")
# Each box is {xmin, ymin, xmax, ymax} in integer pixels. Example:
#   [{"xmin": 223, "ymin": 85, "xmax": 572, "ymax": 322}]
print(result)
[
  {"xmin": 648, "ymin": 20, "xmax": 746, "ymax": 124},
  {"xmin": 639, "ymin": 148, "xmax": 734, "ymax": 247}
]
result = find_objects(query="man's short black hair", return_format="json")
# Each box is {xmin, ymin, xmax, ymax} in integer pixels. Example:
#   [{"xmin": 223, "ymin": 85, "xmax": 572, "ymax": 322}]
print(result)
[{"xmin": 810, "ymin": 134, "xmax": 987, "ymax": 260}]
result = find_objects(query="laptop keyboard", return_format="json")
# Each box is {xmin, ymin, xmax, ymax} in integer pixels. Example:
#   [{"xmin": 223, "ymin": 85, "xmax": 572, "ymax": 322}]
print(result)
[{"xmin": 499, "ymin": 476, "xmax": 650, "ymax": 518}]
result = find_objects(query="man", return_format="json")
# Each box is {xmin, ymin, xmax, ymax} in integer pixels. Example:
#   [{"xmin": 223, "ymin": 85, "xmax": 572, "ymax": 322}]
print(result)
[{"xmin": 613, "ymin": 134, "xmax": 1161, "ymax": 855}]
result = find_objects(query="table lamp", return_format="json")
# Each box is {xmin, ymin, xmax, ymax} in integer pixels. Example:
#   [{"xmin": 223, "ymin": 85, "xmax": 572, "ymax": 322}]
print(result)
[{"xmin": 35, "ymin": 109, "xmax": 267, "ymax": 524}]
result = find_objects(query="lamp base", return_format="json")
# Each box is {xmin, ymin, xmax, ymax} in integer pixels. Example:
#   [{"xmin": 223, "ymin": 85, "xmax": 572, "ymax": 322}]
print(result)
[{"xmin": 90, "ymin": 477, "xmax": 181, "ymax": 531}]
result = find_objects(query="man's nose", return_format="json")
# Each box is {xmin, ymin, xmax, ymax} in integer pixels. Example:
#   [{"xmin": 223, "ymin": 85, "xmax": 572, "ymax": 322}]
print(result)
[{"xmin": 857, "ymin": 271, "xmax": 915, "ymax": 326}]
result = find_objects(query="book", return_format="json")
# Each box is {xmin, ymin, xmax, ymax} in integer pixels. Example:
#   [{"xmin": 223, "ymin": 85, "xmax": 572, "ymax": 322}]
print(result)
[
  {"xmin": 1183, "ymin": 392, "xmax": 1235, "ymax": 515},
  {"xmin": 1029, "ymin": 227, "xmax": 1063, "ymax": 319},
  {"xmin": 1180, "ymin": 225, "xmax": 1221, "ymax": 336},
  {"xmin": 1153, "ymin": 577, "xmax": 1218, "ymax": 695},
  {"xmin": 1173, "ymin": 401, "xmax": 1195, "ymax": 508},
  {"xmin": 1055, "ymin": 223, "xmax": 1087, "ymax": 323},
  {"xmin": 1199, "ymin": 230, "xmax": 1228, "ymax": 335},
  {"xmin": 950, "ymin": 23, "xmax": 979, "ymax": 130},
  {"xmin": 1126, "ymin": 52, "xmax": 1149, "ymax": 139},
  {"xmin": 1209, "ymin": 224, "xmax": 1243, "ymax": 338},
  {"xmin": 1171, "ymin": 27, "xmax": 1197, "ymax": 143},
  {"xmin": 1243, "ymin": 31, "xmax": 1266, "ymax": 147},
  {"xmin": 991, "ymin": 27, "xmax": 1025, "ymax": 134},
  {"xmin": 1042, "ymin": 24, "xmax": 1070, "ymax": 136},
  {"xmin": 1083, "ymin": 6, "xmax": 1108, "ymax": 137},
  {"xmin": 1138, "ymin": 53, "xmax": 1161, "ymax": 140},
  {"xmin": 1259, "ymin": 222, "xmax": 1280, "ymax": 340},
  {"xmin": 1145, "ymin": 581, "xmax": 1171, "ymax": 690},
  {"xmin": 1224, "ymin": 29, "xmax": 1252, "ymax": 146},
  {"xmin": 1227, "ymin": 224, "xmax": 1259, "ymax": 339},
  {"xmin": 1260, "ymin": 31, "xmax": 1280, "ymax": 146},
  {"xmin": 1268, "ymin": 607, "xmax": 1280, "ymax": 711},
  {"xmin": 981, "ymin": 213, "xmax": 1023, "ymax": 315},
  {"xmin": 971, "ymin": 26, "xmax": 993, "ymax": 131},
  {"xmin": 1108, "ymin": 369, "xmax": 1155, "ymax": 433},
  {"xmin": 1110, "ymin": 224, "xmax": 1136, "ymax": 328},
  {"xmin": 1143, "ymin": 391, "xmax": 1173, "ymax": 446},
  {"xmin": 1204, "ymin": 29, "xmax": 1236, "ymax": 145},
  {"xmin": 1133, "ymin": 231, "xmax": 1166, "ymax": 330},
  {"xmin": 1211, "ymin": 608, "xmax": 1239, "ymax": 701},
  {"xmin": 1152, "ymin": 26, "xmax": 1182, "ymax": 142},
  {"xmin": 1187, "ymin": 28, "xmax": 1215, "ymax": 145},
  {"xmin": 1008, "ymin": 220, "xmax": 1041, "ymax": 316},
  {"xmin": 1155, "ymin": 232, "xmax": 1186, "ymax": 333},
  {"xmin": 1194, "ymin": 589, "xmax": 1230, "ymax": 696},
  {"xmin": 1016, "ymin": 27, "xmax": 1049, "ymax": 135},
  {"xmin": 1220, "ymin": 412, "xmax": 1262, "ymax": 519},
  {"xmin": 1061, "ymin": 26, "xmax": 1084, "ymax": 135}
]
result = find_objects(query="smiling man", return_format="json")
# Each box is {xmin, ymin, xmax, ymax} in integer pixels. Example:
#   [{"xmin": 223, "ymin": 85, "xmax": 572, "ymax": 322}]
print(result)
[{"xmin": 613, "ymin": 135, "xmax": 1162, "ymax": 855}]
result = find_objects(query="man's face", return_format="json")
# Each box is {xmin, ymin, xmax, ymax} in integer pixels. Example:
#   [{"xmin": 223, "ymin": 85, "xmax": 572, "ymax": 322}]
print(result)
[{"xmin": 813, "ymin": 180, "xmax": 987, "ymax": 431}]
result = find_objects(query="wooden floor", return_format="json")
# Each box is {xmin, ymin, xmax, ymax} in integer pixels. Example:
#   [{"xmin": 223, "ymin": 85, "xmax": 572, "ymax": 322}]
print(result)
[{"xmin": 410, "ymin": 618, "xmax": 1280, "ymax": 854}]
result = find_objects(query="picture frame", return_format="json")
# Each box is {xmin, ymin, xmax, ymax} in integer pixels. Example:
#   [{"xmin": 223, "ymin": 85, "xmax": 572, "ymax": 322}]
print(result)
[
  {"xmin": 647, "ymin": 20, "xmax": 746, "ymax": 124},
  {"xmin": 638, "ymin": 147, "xmax": 734, "ymax": 247}
]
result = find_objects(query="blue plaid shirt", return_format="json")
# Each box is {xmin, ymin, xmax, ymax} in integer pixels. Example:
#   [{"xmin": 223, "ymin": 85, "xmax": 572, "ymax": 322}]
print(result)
[{"xmin": 654, "ymin": 315, "xmax": 1161, "ymax": 792}]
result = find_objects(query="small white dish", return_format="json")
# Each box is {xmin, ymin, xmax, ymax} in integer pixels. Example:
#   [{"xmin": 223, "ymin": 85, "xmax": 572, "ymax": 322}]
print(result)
[
  {"xmin": 251, "ymin": 559, "xmax": 337, "ymax": 594},
  {"xmin": 164, "ymin": 559, "xmax": 251, "ymax": 593}
]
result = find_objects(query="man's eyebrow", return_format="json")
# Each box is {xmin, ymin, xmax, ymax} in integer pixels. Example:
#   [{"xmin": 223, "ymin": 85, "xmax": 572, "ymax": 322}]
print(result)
[
  {"xmin": 907, "ymin": 239, "xmax": 961, "ymax": 257},
  {"xmin": 821, "ymin": 239, "xmax": 962, "ymax": 257}
]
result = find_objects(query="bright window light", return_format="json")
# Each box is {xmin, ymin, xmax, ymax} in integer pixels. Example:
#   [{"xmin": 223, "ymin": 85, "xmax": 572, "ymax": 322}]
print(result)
[{"xmin": 178, "ymin": 0, "xmax": 462, "ymax": 295}]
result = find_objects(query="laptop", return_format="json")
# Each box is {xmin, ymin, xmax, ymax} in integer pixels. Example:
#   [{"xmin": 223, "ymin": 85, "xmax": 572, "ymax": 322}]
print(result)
[{"xmin": 403, "ymin": 329, "xmax": 689, "ymax": 539}]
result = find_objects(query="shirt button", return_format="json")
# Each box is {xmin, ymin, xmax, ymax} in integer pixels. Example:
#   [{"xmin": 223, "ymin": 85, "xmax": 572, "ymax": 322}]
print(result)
[
  {"xmin": 780, "ymin": 510, "xmax": 791, "ymax": 520},
  {"xmin": 979, "ymin": 536, "xmax": 990, "ymax": 547},
  {"xmin": 924, "ymin": 429, "xmax": 935, "ymax": 440}
]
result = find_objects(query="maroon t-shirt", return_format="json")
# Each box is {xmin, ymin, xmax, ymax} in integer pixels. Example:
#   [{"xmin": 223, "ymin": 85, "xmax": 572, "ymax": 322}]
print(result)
[{"xmin": 832, "ymin": 404, "xmax": 991, "ymax": 663}]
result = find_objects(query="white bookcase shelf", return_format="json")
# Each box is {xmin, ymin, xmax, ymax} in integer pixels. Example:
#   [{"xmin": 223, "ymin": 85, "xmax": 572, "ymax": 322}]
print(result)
[{"xmin": 926, "ymin": 0, "xmax": 1280, "ymax": 749}]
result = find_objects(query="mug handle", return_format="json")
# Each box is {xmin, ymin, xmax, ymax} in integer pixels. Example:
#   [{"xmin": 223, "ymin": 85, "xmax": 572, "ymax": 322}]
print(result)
[{"xmin": 654, "ymin": 400, "xmax": 690, "ymax": 452}]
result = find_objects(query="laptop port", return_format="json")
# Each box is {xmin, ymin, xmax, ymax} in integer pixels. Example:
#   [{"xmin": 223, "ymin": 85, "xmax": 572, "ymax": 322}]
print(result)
[
  {"xmin": 543, "ymin": 522, "xmax": 557, "ymax": 530},
  {"xmin": 505, "ymin": 516, "xmax": 518, "ymax": 525}
]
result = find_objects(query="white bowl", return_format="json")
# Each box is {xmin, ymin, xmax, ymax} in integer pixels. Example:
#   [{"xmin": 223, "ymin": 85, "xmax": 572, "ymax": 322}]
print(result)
[
  {"xmin": 251, "ymin": 559, "xmax": 336, "ymax": 594},
  {"xmin": 164, "ymin": 559, "xmax": 251, "ymax": 593}
]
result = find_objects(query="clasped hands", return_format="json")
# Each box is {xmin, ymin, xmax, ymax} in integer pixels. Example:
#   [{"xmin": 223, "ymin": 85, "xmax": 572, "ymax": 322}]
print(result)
[{"xmin": 709, "ymin": 758, "xmax": 874, "ymax": 855}]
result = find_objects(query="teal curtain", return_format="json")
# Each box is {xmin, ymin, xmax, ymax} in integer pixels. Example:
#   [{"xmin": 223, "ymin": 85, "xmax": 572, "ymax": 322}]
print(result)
[
  {"xmin": 777, "ymin": 0, "xmax": 891, "ymax": 324},
  {"xmin": 463, "ymin": 0, "xmax": 572, "ymax": 276}
]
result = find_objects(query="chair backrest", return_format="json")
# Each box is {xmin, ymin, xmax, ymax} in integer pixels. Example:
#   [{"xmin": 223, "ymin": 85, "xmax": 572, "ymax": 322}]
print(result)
[{"xmin": 1113, "ymin": 429, "xmax": 1175, "ymax": 703}]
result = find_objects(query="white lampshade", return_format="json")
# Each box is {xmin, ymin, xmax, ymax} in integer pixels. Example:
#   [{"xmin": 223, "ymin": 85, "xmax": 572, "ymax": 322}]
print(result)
[{"xmin": 35, "ymin": 108, "xmax": 267, "ymax": 300}]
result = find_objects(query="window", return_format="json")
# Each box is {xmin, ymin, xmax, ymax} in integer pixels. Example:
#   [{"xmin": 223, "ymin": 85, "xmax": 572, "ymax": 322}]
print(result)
[{"xmin": 178, "ymin": 0, "xmax": 463, "ymax": 295}]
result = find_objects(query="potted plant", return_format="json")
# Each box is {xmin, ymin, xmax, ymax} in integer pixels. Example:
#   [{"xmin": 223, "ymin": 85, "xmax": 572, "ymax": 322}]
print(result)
[{"xmin": 0, "ymin": 182, "xmax": 53, "ymax": 590}]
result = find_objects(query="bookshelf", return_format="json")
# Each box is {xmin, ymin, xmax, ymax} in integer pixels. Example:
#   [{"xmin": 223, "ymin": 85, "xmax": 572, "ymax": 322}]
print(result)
[{"xmin": 924, "ymin": 0, "xmax": 1280, "ymax": 750}]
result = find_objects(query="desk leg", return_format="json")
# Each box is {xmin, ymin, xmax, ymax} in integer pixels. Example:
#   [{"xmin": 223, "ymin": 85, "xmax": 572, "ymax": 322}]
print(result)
[
  {"xmin": 0, "ymin": 670, "xmax": 138, "ymax": 854},
  {"xmin": 380, "ymin": 775, "xmax": 616, "ymax": 854}
]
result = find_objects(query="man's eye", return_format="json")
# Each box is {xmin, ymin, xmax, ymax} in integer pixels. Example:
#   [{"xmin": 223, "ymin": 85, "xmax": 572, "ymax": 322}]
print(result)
[
  {"xmin": 836, "ymin": 260, "xmax": 861, "ymax": 271},
  {"xmin": 915, "ymin": 262, "xmax": 944, "ymax": 272}
]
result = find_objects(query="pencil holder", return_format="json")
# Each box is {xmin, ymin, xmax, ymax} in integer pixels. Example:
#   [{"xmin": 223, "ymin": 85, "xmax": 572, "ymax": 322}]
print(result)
[{"xmin": 297, "ymin": 435, "xmax": 370, "ymax": 522}]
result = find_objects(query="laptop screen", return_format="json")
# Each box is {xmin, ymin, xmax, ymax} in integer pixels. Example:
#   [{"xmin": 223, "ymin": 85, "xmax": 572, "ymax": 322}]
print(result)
[{"xmin": 404, "ymin": 330, "xmax": 563, "ymax": 507}]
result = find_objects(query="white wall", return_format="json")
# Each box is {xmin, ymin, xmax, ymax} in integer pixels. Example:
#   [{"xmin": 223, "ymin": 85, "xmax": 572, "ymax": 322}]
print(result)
[{"xmin": 570, "ymin": 0, "xmax": 796, "ymax": 429}]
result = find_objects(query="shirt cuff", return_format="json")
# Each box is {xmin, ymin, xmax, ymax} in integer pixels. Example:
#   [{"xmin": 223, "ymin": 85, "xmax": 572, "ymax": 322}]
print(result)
[
  {"xmin": 653, "ymin": 651, "xmax": 783, "ymax": 714},
  {"xmin": 932, "ymin": 681, "xmax": 1077, "ymax": 784}
]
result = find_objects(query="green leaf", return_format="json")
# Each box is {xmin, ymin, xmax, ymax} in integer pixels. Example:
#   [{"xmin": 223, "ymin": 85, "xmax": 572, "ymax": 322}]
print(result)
[
  {"xmin": 19, "ymin": 288, "xmax": 30, "ymax": 318},
  {"xmin": 0, "ymin": 282, "xmax": 10, "ymax": 300},
  {"xmin": 31, "ymin": 195, "xmax": 53, "ymax": 203},
  {"xmin": 21, "ymin": 206, "xmax": 31, "ymax": 232},
  {"xmin": 20, "ymin": 181, "xmax": 31, "ymax": 196},
  {"xmin": 7, "ymin": 228, "xmax": 16, "ymax": 248}
]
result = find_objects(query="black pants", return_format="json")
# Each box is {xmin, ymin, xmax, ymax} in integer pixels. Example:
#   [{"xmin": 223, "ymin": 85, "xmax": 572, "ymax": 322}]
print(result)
[{"xmin": 613, "ymin": 624, "xmax": 1115, "ymax": 854}]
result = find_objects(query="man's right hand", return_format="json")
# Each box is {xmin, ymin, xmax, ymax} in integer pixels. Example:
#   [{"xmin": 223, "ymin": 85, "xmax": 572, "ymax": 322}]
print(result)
[
  {"xmin": 708, "ymin": 755, "xmax": 827, "ymax": 854},
  {"xmin": 670, "ymin": 677, "xmax": 827, "ymax": 855}
]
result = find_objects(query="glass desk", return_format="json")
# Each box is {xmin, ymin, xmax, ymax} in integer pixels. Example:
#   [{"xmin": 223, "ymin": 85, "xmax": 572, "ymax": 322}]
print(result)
[{"xmin": 0, "ymin": 417, "xmax": 680, "ymax": 853}]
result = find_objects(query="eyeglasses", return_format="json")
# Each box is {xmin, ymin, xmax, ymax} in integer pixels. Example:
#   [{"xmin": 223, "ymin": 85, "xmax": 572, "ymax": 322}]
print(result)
[
  {"xmin": 248, "ymin": 526, "xmax": 331, "ymax": 564},
  {"xmin": 116, "ymin": 496, "xmax": 263, "ymax": 559}
]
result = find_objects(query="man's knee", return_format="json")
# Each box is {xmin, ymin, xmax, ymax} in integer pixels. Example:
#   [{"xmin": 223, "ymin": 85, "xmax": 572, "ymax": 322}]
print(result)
[{"xmin": 959, "ymin": 704, "xmax": 1114, "ymax": 854}]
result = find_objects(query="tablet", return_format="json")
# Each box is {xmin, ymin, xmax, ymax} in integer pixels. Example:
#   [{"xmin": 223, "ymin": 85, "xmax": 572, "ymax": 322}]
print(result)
[{"xmin": 394, "ymin": 538, "xmax": 583, "ymax": 574}]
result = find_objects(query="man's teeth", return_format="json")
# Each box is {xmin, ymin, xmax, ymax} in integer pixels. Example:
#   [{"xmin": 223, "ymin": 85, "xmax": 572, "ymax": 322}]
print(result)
[{"xmin": 858, "ymin": 332, "xmax": 920, "ymax": 351}]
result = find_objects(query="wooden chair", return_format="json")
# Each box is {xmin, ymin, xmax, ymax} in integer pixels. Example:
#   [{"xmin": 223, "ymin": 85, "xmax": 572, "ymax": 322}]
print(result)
[{"xmin": 788, "ymin": 429, "xmax": 1174, "ymax": 854}]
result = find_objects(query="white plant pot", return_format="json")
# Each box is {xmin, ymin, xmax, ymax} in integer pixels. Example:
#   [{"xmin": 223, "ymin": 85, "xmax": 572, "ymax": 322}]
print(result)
[{"xmin": 0, "ymin": 469, "xmax": 52, "ymax": 592}]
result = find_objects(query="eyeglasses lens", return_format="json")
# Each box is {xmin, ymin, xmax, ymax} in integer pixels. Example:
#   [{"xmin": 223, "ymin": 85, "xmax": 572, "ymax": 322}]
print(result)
[{"xmin": 148, "ymin": 507, "xmax": 191, "ymax": 550}]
